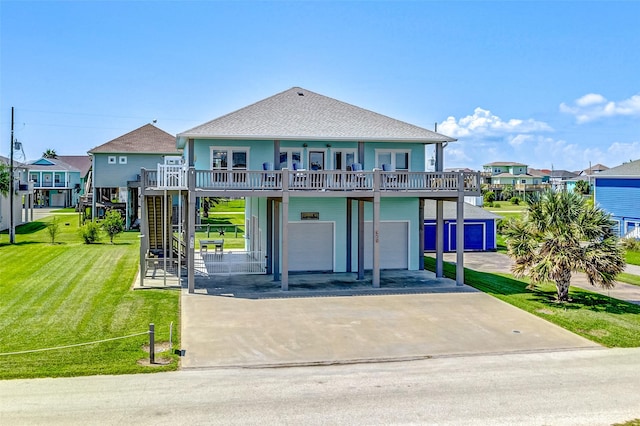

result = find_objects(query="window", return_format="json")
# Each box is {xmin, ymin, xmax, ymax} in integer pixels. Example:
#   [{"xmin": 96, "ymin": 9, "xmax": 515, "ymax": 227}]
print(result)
[
  {"xmin": 119, "ymin": 156, "xmax": 127, "ymax": 164},
  {"xmin": 375, "ymin": 149, "xmax": 410, "ymax": 170},
  {"xmin": 279, "ymin": 149, "xmax": 302, "ymax": 169},
  {"xmin": 108, "ymin": 156, "xmax": 116, "ymax": 164},
  {"xmin": 210, "ymin": 147, "xmax": 249, "ymax": 170},
  {"xmin": 55, "ymin": 175, "xmax": 61, "ymax": 184},
  {"xmin": 332, "ymin": 150, "xmax": 356, "ymax": 170},
  {"xmin": 30, "ymin": 173, "xmax": 38, "ymax": 183}
]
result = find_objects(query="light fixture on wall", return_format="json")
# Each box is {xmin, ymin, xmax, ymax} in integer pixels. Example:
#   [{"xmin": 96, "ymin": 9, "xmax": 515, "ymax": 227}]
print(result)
[
  {"xmin": 326, "ymin": 143, "xmax": 331, "ymax": 148},
  {"xmin": 302, "ymin": 143, "xmax": 308, "ymax": 147}
]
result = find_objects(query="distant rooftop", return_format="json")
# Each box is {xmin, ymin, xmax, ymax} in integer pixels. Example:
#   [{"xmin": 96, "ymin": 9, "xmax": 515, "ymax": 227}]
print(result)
[
  {"xmin": 595, "ymin": 159, "xmax": 640, "ymax": 177},
  {"xmin": 89, "ymin": 124, "xmax": 179, "ymax": 154},
  {"xmin": 483, "ymin": 162, "xmax": 527, "ymax": 167}
]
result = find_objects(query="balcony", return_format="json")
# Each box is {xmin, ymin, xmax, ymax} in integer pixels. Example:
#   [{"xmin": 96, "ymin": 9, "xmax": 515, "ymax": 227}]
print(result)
[{"xmin": 143, "ymin": 166, "xmax": 481, "ymax": 197}]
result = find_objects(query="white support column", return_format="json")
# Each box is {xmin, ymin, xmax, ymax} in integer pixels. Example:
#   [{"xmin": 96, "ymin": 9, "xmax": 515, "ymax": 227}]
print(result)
[
  {"xmin": 456, "ymin": 173, "xmax": 465, "ymax": 286},
  {"xmin": 435, "ymin": 200, "xmax": 444, "ymax": 278},
  {"xmin": 281, "ymin": 193, "xmax": 289, "ymax": 291},
  {"xmin": 187, "ymin": 169, "xmax": 196, "ymax": 293}
]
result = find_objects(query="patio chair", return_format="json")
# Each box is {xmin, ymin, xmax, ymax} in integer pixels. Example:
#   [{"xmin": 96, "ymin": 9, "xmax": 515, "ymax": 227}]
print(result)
[
  {"xmin": 382, "ymin": 163, "xmax": 398, "ymax": 188},
  {"xmin": 262, "ymin": 162, "xmax": 276, "ymax": 187},
  {"xmin": 350, "ymin": 163, "xmax": 366, "ymax": 188}
]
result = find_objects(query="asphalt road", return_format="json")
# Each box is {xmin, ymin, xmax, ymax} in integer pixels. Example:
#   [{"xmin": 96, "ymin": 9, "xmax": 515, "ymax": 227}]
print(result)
[{"xmin": 2, "ymin": 348, "xmax": 639, "ymax": 425}]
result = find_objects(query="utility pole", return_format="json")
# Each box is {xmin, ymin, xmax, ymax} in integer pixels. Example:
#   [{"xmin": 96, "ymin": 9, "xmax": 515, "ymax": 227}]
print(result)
[{"xmin": 9, "ymin": 107, "xmax": 15, "ymax": 244}]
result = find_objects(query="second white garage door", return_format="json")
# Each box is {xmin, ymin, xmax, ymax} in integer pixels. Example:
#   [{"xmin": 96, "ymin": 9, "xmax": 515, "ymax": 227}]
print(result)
[
  {"xmin": 364, "ymin": 221, "xmax": 409, "ymax": 269},
  {"xmin": 288, "ymin": 222, "xmax": 334, "ymax": 272}
]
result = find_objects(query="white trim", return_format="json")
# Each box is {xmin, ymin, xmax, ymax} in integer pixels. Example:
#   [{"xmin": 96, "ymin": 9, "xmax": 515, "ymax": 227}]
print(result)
[
  {"xmin": 119, "ymin": 156, "xmax": 127, "ymax": 164},
  {"xmin": 447, "ymin": 221, "xmax": 486, "ymax": 251},
  {"xmin": 107, "ymin": 156, "xmax": 116, "ymax": 164}
]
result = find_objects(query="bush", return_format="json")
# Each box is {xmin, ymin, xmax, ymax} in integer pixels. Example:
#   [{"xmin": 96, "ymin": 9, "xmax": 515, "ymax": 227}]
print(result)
[
  {"xmin": 510, "ymin": 196, "xmax": 520, "ymax": 205},
  {"xmin": 483, "ymin": 190, "xmax": 496, "ymax": 203},
  {"xmin": 79, "ymin": 221, "xmax": 101, "ymax": 244},
  {"xmin": 620, "ymin": 238, "xmax": 640, "ymax": 252}
]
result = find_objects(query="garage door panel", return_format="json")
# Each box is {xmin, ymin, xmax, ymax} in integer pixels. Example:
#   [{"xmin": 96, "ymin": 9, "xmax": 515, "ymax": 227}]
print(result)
[
  {"xmin": 450, "ymin": 223, "xmax": 485, "ymax": 251},
  {"xmin": 364, "ymin": 222, "xmax": 408, "ymax": 269},
  {"xmin": 289, "ymin": 222, "xmax": 334, "ymax": 271}
]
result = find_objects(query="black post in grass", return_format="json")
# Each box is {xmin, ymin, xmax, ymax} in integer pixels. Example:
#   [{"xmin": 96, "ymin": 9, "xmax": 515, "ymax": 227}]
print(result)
[{"xmin": 149, "ymin": 323, "xmax": 155, "ymax": 364}]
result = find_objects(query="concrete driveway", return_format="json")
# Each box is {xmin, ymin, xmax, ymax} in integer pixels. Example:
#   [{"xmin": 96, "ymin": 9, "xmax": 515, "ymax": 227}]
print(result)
[{"xmin": 180, "ymin": 269, "xmax": 599, "ymax": 368}]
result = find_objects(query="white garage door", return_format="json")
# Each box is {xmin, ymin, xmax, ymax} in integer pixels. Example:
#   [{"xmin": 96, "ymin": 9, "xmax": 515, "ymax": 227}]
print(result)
[
  {"xmin": 364, "ymin": 221, "xmax": 408, "ymax": 269},
  {"xmin": 288, "ymin": 222, "xmax": 334, "ymax": 272}
]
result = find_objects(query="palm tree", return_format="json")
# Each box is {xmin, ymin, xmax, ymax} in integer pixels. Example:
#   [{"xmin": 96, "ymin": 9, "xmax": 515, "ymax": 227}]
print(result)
[
  {"xmin": 504, "ymin": 190, "xmax": 625, "ymax": 302},
  {"xmin": 42, "ymin": 149, "xmax": 57, "ymax": 159}
]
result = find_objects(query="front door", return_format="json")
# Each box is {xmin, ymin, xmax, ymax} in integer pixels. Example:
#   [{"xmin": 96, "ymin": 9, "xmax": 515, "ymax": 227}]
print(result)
[{"xmin": 309, "ymin": 151, "xmax": 325, "ymax": 171}]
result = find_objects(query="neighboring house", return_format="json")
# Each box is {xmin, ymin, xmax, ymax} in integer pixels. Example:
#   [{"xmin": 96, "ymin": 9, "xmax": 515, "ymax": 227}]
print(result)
[
  {"xmin": 27, "ymin": 157, "xmax": 81, "ymax": 208},
  {"xmin": 594, "ymin": 160, "xmax": 640, "ymax": 239},
  {"xmin": 138, "ymin": 87, "xmax": 481, "ymax": 292},
  {"xmin": 0, "ymin": 155, "xmax": 34, "ymax": 231},
  {"xmin": 482, "ymin": 161, "xmax": 547, "ymax": 197},
  {"xmin": 548, "ymin": 169, "xmax": 578, "ymax": 192},
  {"xmin": 423, "ymin": 201, "xmax": 500, "ymax": 252},
  {"xmin": 567, "ymin": 163, "xmax": 609, "ymax": 193},
  {"xmin": 58, "ymin": 155, "xmax": 92, "ymax": 202},
  {"xmin": 88, "ymin": 124, "xmax": 180, "ymax": 228}
]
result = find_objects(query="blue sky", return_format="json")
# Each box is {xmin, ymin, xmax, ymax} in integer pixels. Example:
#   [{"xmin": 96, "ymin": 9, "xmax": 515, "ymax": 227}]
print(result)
[{"xmin": 1, "ymin": 1, "xmax": 639, "ymax": 172}]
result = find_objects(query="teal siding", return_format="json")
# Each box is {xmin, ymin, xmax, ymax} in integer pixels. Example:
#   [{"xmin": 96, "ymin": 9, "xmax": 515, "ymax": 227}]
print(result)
[{"xmin": 93, "ymin": 153, "xmax": 169, "ymax": 187}]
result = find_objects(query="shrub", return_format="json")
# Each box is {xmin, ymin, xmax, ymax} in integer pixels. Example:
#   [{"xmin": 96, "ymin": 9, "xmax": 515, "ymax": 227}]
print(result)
[
  {"xmin": 620, "ymin": 238, "xmax": 640, "ymax": 252},
  {"xmin": 483, "ymin": 190, "xmax": 496, "ymax": 203},
  {"xmin": 510, "ymin": 196, "xmax": 520, "ymax": 205},
  {"xmin": 79, "ymin": 221, "xmax": 101, "ymax": 244}
]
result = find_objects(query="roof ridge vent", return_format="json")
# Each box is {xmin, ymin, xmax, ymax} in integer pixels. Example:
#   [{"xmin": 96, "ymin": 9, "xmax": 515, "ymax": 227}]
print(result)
[{"xmin": 297, "ymin": 91, "xmax": 304, "ymax": 96}]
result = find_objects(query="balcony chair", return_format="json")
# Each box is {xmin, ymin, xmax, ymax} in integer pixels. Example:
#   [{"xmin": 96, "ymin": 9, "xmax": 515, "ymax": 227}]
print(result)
[
  {"xmin": 262, "ymin": 162, "xmax": 276, "ymax": 187},
  {"xmin": 382, "ymin": 163, "xmax": 398, "ymax": 188}
]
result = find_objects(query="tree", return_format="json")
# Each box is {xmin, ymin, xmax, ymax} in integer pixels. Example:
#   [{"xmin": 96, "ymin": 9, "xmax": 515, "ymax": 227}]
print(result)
[
  {"xmin": 43, "ymin": 149, "xmax": 57, "ymax": 159},
  {"xmin": 79, "ymin": 221, "xmax": 101, "ymax": 244},
  {"xmin": 504, "ymin": 190, "xmax": 625, "ymax": 302},
  {"xmin": 574, "ymin": 179, "xmax": 591, "ymax": 195},
  {"xmin": 0, "ymin": 162, "xmax": 9, "ymax": 197},
  {"xmin": 501, "ymin": 184, "xmax": 514, "ymax": 201},
  {"xmin": 483, "ymin": 190, "xmax": 496, "ymax": 204},
  {"xmin": 46, "ymin": 217, "xmax": 60, "ymax": 244},
  {"xmin": 102, "ymin": 210, "xmax": 125, "ymax": 243}
]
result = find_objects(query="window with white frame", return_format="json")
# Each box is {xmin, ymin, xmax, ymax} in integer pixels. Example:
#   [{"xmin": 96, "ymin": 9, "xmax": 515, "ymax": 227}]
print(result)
[
  {"xmin": 30, "ymin": 173, "xmax": 38, "ymax": 183},
  {"xmin": 375, "ymin": 149, "xmax": 410, "ymax": 170},
  {"xmin": 279, "ymin": 149, "xmax": 303, "ymax": 169},
  {"xmin": 108, "ymin": 156, "xmax": 116, "ymax": 164},
  {"xmin": 626, "ymin": 221, "xmax": 640, "ymax": 236},
  {"xmin": 119, "ymin": 156, "xmax": 127, "ymax": 164},
  {"xmin": 210, "ymin": 147, "xmax": 249, "ymax": 170}
]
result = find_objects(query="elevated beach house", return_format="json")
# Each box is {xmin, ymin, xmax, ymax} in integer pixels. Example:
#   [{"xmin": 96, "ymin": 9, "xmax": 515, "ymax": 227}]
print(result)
[{"xmin": 138, "ymin": 87, "xmax": 481, "ymax": 292}]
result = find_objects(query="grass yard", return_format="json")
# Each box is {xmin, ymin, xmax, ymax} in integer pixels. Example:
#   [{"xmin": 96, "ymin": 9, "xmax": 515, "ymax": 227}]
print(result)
[
  {"xmin": 626, "ymin": 250, "xmax": 640, "ymax": 266},
  {"xmin": 0, "ymin": 213, "xmax": 180, "ymax": 380},
  {"xmin": 198, "ymin": 198, "xmax": 246, "ymax": 249},
  {"xmin": 424, "ymin": 257, "xmax": 640, "ymax": 348}
]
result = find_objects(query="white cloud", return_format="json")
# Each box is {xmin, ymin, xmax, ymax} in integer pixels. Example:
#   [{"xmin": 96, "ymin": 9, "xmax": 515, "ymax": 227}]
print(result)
[
  {"xmin": 439, "ymin": 107, "xmax": 552, "ymax": 138},
  {"xmin": 560, "ymin": 93, "xmax": 640, "ymax": 123}
]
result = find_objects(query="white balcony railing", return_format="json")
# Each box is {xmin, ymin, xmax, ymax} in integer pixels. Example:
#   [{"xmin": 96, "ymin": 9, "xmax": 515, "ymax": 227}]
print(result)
[{"xmin": 146, "ymin": 167, "xmax": 481, "ymax": 194}]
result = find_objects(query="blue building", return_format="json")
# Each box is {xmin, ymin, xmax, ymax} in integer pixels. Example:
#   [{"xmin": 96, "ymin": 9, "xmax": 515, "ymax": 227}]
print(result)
[
  {"xmin": 594, "ymin": 160, "xmax": 640, "ymax": 238},
  {"xmin": 424, "ymin": 201, "xmax": 500, "ymax": 252}
]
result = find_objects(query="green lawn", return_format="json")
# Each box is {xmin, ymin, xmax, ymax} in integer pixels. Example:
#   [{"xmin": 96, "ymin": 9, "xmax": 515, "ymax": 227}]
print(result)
[
  {"xmin": 424, "ymin": 257, "xmax": 640, "ymax": 348},
  {"xmin": 626, "ymin": 250, "xmax": 640, "ymax": 266},
  {"xmin": 0, "ymin": 214, "xmax": 180, "ymax": 380}
]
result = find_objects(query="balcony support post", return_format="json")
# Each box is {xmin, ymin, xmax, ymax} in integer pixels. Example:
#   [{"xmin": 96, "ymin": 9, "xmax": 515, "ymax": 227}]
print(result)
[
  {"xmin": 456, "ymin": 173, "xmax": 465, "ymax": 286},
  {"xmin": 372, "ymin": 169, "xmax": 381, "ymax": 288},
  {"xmin": 418, "ymin": 198, "xmax": 425, "ymax": 271}
]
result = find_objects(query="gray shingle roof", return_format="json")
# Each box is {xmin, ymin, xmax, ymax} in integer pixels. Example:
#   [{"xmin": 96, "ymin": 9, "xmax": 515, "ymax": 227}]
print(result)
[
  {"xmin": 424, "ymin": 200, "xmax": 502, "ymax": 220},
  {"xmin": 483, "ymin": 161, "xmax": 528, "ymax": 167},
  {"xmin": 89, "ymin": 124, "xmax": 179, "ymax": 154},
  {"xmin": 178, "ymin": 87, "xmax": 456, "ymax": 143},
  {"xmin": 595, "ymin": 159, "xmax": 640, "ymax": 177},
  {"xmin": 57, "ymin": 155, "xmax": 92, "ymax": 177},
  {"xmin": 27, "ymin": 157, "xmax": 80, "ymax": 172}
]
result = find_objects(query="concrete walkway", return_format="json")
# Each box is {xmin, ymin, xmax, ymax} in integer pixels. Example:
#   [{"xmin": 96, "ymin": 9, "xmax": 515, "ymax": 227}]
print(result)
[
  {"xmin": 180, "ymin": 269, "xmax": 599, "ymax": 369},
  {"xmin": 443, "ymin": 252, "xmax": 640, "ymax": 305}
]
